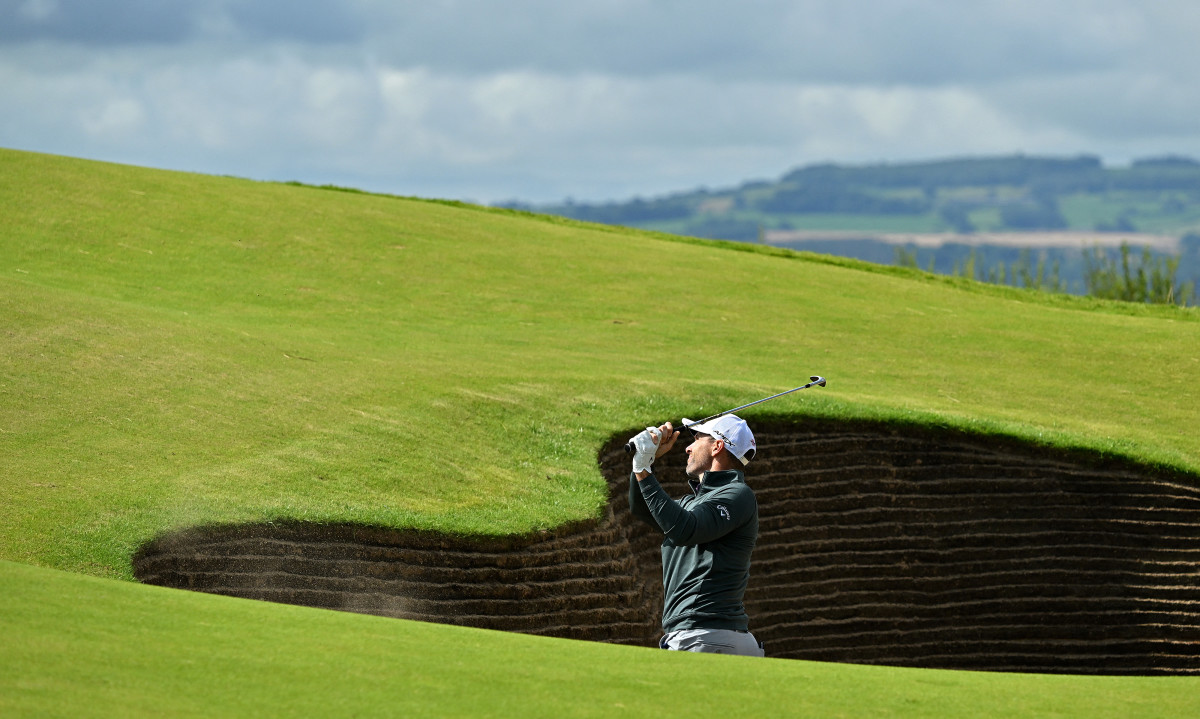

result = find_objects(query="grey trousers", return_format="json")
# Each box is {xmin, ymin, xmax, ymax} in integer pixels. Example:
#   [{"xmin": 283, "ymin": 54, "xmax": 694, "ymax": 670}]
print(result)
[{"xmin": 659, "ymin": 628, "xmax": 765, "ymax": 657}]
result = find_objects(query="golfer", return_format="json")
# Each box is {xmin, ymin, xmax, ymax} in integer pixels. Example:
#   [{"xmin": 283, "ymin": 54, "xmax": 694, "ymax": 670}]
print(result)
[{"xmin": 628, "ymin": 414, "xmax": 764, "ymax": 656}]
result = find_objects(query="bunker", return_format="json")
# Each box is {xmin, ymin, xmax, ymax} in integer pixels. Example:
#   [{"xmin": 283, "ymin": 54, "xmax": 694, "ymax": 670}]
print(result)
[{"xmin": 135, "ymin": 419, "xmax": 1200, "ymax": 675}]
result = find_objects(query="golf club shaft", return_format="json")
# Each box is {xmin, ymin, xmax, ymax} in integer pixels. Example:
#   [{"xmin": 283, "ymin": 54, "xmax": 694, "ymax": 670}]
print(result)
[{"xmin": 623, "ymin": 376, "xmax": 826, "ymax": 454}]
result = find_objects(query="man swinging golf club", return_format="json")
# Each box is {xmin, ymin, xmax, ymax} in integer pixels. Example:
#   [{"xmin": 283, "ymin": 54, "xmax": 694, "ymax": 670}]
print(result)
[{"xmin": 628, "ymin": 414, "xmax": 765, "ymax": 657}]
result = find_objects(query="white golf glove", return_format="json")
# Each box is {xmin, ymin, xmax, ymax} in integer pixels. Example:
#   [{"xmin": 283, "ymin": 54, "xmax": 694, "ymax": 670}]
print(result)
[{"xmin": 631, "ymin": 426, "xmax": 661, "ymax": 474}]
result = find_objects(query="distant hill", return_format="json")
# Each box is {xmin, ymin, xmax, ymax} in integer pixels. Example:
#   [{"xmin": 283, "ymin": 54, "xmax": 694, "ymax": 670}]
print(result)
[
  {"xmin": 514, "ymin": 154, "xmax": 1200, "ymax": 238},
  {"xmin": 509, "ymin": 154, "xmax": 1200, "ymax": 297}
]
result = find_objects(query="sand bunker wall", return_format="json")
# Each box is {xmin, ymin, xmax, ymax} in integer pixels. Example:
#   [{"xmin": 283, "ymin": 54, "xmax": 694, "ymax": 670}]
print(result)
[{"xmin": 135, "ymin": 422, "xmax": 1200, "ymax": 675}]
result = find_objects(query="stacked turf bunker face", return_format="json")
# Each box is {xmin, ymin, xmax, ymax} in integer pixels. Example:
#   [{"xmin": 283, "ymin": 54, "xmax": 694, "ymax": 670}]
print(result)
[{"xmin": 136, "ymin": 418, "xmax": 1200, "ymax": 676}]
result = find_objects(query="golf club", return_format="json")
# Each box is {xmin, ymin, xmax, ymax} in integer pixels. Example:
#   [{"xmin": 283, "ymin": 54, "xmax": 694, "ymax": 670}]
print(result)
[{"xmin": 623, "ymin": 376, "xmax": 827, "ymax": 454}]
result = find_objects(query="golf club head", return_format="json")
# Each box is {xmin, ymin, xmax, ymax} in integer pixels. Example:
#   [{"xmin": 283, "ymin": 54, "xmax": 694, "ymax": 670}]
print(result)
[{"xmin": 811, "ymin": 375, "xmax": 827, "ymax": 387}]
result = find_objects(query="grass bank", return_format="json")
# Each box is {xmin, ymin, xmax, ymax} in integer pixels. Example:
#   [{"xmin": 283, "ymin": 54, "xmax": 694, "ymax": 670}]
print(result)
[
  {"xmin": 2, "ymin": 147, "xmax": 1198, "ymax": 579},
  {"xmin": 4, "ymin": 147, "xmax": 1200, "ymax": 717}
]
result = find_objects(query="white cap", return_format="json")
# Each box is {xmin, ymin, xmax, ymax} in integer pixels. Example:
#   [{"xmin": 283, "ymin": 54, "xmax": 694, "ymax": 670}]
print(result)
[{"xmin": 681, "ymin": 414, "xmax": 757, "ymax": 465}]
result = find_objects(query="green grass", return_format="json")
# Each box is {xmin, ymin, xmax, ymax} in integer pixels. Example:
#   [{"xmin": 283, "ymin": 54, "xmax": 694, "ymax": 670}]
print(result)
[
  {"xmin": 967, "ymin": 206, "xmax": 1006, "ymax": 231},
  {"xmin": 3, "ymin": 146, "xmax": 1199, "ymax": 577},
  {"xmin": 3, "ymin": 147, "xmax": 1200, "ymax": 716},
  {"xmin": 774, "ymin": 212, "xmax": 945, "ymax": 232},
  {"xmin": 4, "ymin": 560, "xmax": 1197, "ymax": 719},
  {"xmin": 1058, "ymin": 192, "xmax": 1138, "ymax": 230},
  {"xmin": 1058, "ymin": 191, "xmax": 1200, "ymax": 234},
  {"xmin": 642, "ymin": 211, "xmax": 944, "ymax": 234}
]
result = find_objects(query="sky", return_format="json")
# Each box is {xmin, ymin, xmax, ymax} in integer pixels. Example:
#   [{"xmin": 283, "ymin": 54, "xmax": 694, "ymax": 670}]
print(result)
[{"xmin": 3, "ymin": 1, "xmax": 1200, "ymax": 204}]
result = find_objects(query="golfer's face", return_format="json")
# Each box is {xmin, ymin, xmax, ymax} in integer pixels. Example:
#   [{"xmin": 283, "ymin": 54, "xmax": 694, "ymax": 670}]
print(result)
[{"xmin": 685, "ymin": 434, "xmax": 715, "ymax": 477}]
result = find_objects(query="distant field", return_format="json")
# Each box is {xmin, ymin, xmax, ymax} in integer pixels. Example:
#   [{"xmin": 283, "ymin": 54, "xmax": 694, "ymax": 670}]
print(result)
[
  {"xmin": 764, "ymin": 229, "xmax": 1181, "ymax": 251},
  {"xmin": 533, "ymin": 156, "xmax": 1200, "ymax": 243},
  {"xmin": 645, "ymin": 211, "xmax": 945, "ymax": 236}
]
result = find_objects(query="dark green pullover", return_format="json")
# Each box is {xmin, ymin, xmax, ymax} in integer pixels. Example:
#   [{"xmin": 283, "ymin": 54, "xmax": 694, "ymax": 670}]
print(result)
[{"xmin": 629, "ymin": 469, "xmax": 759, "ymax": 633}]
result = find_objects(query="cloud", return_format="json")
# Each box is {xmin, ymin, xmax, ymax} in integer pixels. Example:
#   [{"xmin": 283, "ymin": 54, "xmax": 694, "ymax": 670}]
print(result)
[
  {"xmin": 0, "ymin": 50, "xmax": 1099, "ymax": 202},
  {"xmin": 350, "ymin": 0, "xmax": 1187, "ymax": 86},
  {"xmin": 221, "ymin": 1, "xmax": 367, "ymax": 44},
  {"xmin": 6, "ymin": 1, "xmax": 1193, "ymax": 83},
  {"xmin": 0, "ymin": 0, "xmax": 366, "ymax": 45},
  {"xmin": 0, "ymin": 0, "xmax": 196, "ymax": 44},
  {"xmin": 2, "ymin": 1, "xmax": 1199, "ymax": 202},
  {"xmin": 992, "ymin": 72, "xmax": 1200, "ymax": 144}
]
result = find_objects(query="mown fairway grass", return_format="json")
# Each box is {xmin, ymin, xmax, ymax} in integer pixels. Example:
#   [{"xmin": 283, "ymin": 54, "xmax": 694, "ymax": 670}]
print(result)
[
  {"xmin": 4, "ymin": 560, "xmax": 1198, "ymax": 719},
  {"xmin": 2, "ymin": 148, "xmax": 1199, "ymax": 716}
]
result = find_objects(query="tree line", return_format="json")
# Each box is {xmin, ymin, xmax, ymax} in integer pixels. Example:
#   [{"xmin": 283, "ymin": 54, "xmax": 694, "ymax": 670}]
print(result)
[
  {"xmin": 520, "ymin": 154, "xmax": 1200, "ymax": 230},
  {"xmin": 895, "ymin": 238, "xmax": 1197, "ymax": 307}
]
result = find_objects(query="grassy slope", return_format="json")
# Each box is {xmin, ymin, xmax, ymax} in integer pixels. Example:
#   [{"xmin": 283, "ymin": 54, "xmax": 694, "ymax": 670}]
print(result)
[
  {"xmin": 2, "ymin": 148, "xmax": 1199, "ymax": 715},
  {"xmin": 3, "ymin": 149, "xmax": 1198, "ymax": 579},
  {"xmin": 4, "ymin": 560, "xmax": 1197, "ymax": 719}
]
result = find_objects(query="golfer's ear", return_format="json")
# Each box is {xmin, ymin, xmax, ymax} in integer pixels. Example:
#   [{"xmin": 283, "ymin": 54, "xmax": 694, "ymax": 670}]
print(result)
[{"xmin": 712, "ymin": 438, "xmax": 725, "ymax": 456}]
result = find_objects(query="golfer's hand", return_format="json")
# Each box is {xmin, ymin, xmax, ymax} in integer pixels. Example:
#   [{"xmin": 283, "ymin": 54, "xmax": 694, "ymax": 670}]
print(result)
[
  {"xmin": 653, "ymin": 422, "xmax": 679, "ymax": 458},
  {"xmin": 631, "ymin": 423, "xmax": 678, "ymax": 476}
]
